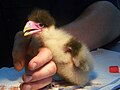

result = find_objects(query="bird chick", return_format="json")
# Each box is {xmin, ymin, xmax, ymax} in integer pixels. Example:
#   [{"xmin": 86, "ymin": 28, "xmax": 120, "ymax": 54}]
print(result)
[{"xmin": 23, "ymin": 9, "xmax": 94, "ymax": 86}]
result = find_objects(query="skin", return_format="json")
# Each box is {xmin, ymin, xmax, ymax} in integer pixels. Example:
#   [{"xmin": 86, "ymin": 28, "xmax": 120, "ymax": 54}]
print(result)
[
  {"xmin": 13, "ymin": 1, "xmax": 120, "ymax": 90},
  {"xmin": 64, "ymin": 1, "xmax": 120, "ymax": 50}
]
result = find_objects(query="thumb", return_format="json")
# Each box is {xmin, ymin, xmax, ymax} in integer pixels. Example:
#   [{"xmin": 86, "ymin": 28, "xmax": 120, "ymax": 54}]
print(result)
[{"xmin": 12, "ymin": 31, "xmax": 31, "ymax": 71}]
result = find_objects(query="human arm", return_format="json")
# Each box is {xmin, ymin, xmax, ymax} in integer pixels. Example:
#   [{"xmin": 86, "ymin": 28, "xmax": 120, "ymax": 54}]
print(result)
[{"xmin": 62, "ymin": 1, "xmax": 120, "ymax": 50}]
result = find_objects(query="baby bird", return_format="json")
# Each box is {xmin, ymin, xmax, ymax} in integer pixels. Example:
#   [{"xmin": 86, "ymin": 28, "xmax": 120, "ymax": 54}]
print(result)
[{"xmin": 23, "ymin": 9, "xmax": 94, "ymax": 86}]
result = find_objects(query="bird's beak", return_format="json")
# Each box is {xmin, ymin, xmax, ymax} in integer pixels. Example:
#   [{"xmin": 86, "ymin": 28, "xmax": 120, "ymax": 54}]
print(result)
[{"xmin": 23, "ymin": 21, "xmax": 42, "ymax": 36}]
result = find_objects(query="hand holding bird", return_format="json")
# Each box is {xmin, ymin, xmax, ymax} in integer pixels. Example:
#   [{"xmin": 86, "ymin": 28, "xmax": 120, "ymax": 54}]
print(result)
[{"xmin": 12, "ymin": 8, "xmax": 94, "ymax": 89}]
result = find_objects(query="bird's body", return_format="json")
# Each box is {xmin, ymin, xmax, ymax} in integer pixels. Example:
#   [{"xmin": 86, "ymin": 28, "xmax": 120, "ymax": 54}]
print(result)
[{"xmin": 23, "ymin": 9, "xmax": 94, "ymax": 86}]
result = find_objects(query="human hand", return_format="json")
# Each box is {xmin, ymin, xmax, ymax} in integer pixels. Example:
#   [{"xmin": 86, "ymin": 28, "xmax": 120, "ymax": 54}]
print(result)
[{"xmin": 12, "ymin": 31, "xmax": 57, "ymax": 90}]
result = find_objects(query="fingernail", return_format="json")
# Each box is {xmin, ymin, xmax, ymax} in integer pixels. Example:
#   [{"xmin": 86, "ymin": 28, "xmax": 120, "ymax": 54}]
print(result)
[
  {"xmin": 24, "ymin": 76, "xmax": 32, "ymax": 82},
  {"xmin": 14, "ymin": 62, "xmax": 22, "ymax": 70},
  {"xmin": 31, "ymin": 62, "xmax": 37, "ymax": 70},
  {"xmin": 23, "ymin": 85, "xmax": 31, "ymax": 90},
  {"xmin": 15, "ymin": 62, "xmax": 21, "ymax": 67}
]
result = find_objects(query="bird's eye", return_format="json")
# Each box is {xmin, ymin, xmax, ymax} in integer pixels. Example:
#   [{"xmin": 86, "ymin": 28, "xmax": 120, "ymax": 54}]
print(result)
[{"xmin": 39, "ymin": 23, "xmax": 44, "ymax": 28}]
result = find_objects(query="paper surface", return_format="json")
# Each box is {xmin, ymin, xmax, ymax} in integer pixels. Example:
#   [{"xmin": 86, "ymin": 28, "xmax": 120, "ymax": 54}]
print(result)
[{"xmin": 0, "ymin": 49, "xmax": 120, "ymax": 90}]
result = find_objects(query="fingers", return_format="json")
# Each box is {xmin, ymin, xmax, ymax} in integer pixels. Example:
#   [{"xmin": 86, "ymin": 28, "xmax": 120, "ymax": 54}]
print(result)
[
  {"xmin": 28, "ymin": 48, "xmax": 53, "ymax": 71},
  {"xmin": 23, "ymin": 61, "xmax": 57, "ymax": 82},
  {"xmin": 21, "ymin": 61, "xmax": 57, "ymax": 90},
  {"xmin": 20, "ymin": 76, "xmax": 52, "ymax": 90},
  {"xmin": 12, "ymin": 31, "xmax": 31, "ymax": 71},
  {"xmin": 20, "ymin": 47, "xmax": 57, "ymax": 90}
]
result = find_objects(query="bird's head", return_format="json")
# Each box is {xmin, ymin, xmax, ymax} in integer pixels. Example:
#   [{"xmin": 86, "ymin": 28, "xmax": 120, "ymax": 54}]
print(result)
[{"xmin": 23, "ymin": 9, "xmax": 55, "ymax": 36}]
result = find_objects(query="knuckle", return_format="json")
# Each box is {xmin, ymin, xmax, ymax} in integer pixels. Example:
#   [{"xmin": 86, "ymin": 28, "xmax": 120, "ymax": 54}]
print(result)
[
  {"xmin": 48, "ymin": 77, "xmax": 52, "ymax": 83},
  {"xmin": 40, "ymin": 47, "xmax": 53, "ymax": 59},
  {"xmin": 49, "ymin": 61, "xmax": 57, "ymax": 75}
]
